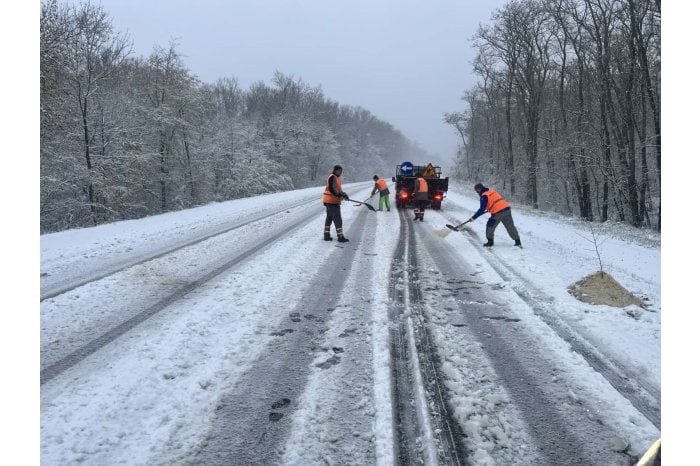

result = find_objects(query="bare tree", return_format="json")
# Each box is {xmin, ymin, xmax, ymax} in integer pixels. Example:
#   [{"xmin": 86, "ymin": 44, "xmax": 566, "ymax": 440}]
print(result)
[
  {"xmin": 39, "ymin": 3, "xmax": 436, "ymax": 232},
  {"xmin": 64, "ymin": 1, "xmax": 131, "ymax": 224},
  {"xmin": 453, "ymin": 0, "xmax": 659, "ymax": 230}
]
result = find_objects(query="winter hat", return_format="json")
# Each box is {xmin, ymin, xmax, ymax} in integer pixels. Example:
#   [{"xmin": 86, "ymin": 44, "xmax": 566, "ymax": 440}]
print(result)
[{"xmin": 333, "ymin": 165, "xmax": 343, "ymax": 171}]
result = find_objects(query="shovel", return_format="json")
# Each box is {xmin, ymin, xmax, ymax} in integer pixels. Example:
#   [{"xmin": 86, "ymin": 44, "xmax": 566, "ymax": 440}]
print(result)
[
  {"xmin": 354, "ymin": 193, "xmax": 375, "ymax": 207},
  {"xmin": 348, "ymin": 198, "xmax": 377, "ymax": 211},
  {"xmin": 436, "ymin": 218, "xmax": 473, "ymax": 237}
]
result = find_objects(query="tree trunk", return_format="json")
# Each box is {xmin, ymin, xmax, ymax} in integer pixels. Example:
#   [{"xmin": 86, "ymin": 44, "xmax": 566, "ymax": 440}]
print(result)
[
  {"xmin": 575, "ymin": 61, "xmax": 593, "ymax": 220},
  {"xmin": 183, "ymin": 133, "xmax": 196, "ymax": 203},
  {"xmin": 599, "ymin": 99, "xmax": 611, "ymax": 222},
  {"xmin": 505, "ymin": 75, "xmax": 515, "ymax": 196},
  {"xmin": 160, "ymin": 131, "xmax": 168, "ymax": 211},
  {"xmin": 623, "ymin": 22, "xmax": 641, "ymax": 226},
  {"xmin": 525, "ymin": 95, "xmax": 540, "ymax": 209},
  {"xmin": 79, "ymin": 83, "xmax": 97, "ymax": 225}
]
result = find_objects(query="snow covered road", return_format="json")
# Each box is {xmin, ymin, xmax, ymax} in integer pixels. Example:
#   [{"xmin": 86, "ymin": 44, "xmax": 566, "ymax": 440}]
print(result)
[{"xmin": 40, "ymin": 183, "xmax": 660, "ymax": 465}]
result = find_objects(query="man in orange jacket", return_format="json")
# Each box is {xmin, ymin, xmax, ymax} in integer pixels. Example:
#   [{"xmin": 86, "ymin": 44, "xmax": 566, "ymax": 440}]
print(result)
[
  {"xmin": 412, "ymin": 176, "xmax": 429, "ymax": 221},
  {"xmin": 470, "ymin": 183, "xmax": 522, "ymax": 247},
  {"xmin": 322, "ymin": 165, "xmax": 350, "ymax": 242},
  {"xmin": 371, "ymin": 175, "xmax": 391, "ymax": 211}
]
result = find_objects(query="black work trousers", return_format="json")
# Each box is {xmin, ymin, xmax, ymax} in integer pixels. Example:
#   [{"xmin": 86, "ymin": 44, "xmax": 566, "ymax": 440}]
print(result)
[{"xmin": 324, "ymin": 203, "xmax": 343, "ymax": 232}]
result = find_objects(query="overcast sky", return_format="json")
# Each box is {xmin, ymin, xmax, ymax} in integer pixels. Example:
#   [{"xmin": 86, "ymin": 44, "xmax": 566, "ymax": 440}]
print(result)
[{"xmin": 83, "ymin": 0, "xmax": 510, "ymax": 165}]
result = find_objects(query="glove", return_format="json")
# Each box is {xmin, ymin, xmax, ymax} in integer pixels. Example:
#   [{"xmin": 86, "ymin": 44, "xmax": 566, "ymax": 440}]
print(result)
[
  {"xmin": 339, "ymin": 191, "xmax": 349, "ymax": 200},
  {"xmin": 467, "ymin": 218, "xmax": 474, "ymax": 223}
]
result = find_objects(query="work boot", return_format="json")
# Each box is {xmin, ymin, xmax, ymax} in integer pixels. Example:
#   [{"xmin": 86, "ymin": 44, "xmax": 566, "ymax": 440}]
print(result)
[
  {"xmin": 514, "ymin": 240, "xmax": 522, "ymax": 247},
  {"xmin": 324, "ymin": 233, "xmax": 333, "ymax": 241},
  {"xmin": 337, "ymin": 235, "xmax": 349, "ymax": 243},
  {"xmin": 483, "ymin": 240, "xmax": 494, "ymax": 247}
]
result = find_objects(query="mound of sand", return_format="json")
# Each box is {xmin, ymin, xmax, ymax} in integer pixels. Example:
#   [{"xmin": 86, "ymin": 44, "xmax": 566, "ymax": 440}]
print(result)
[{"xmin": 568, "ymin": 271, "xmax": 645, "ymax": 308}]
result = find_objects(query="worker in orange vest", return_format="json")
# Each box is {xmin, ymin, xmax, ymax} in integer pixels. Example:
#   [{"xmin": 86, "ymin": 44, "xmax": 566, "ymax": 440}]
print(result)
[
  {"xmin": 470, "ymin": 183, "xmax": 522, "ymax": 247},
  {"xmin": 371, "ymin": 175, "xmax": 391, "ymax": 211},
  {"xmin": 322, "ymin": 165, "xmax": 350, "ymax": 242},
  {"xmin": 412, "ymin": 176, "xmax": 429, "ymax": 222}
]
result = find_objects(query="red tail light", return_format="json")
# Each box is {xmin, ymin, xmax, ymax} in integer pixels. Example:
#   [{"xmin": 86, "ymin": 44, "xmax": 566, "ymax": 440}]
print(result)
[
  {"xmin": 399, "ymin": 191, "xmax": 410, "ymax": 199},
  {"xmin": 434, "ymin": 193, "xmax": 443, "ymax": 201}
]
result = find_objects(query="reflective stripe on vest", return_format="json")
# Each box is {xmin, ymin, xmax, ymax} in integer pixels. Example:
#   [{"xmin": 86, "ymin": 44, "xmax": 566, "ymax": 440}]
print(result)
[
  {"xmin": 485, "ymin": 189, "xmax": 510, "ymax": 214},
  {"xmin": 322, "ymin": 174, "xmax": 343, "ymax": 204}
]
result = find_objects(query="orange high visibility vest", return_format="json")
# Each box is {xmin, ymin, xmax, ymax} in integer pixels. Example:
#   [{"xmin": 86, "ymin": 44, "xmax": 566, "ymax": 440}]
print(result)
[
  {"xmin": 416, "ymin": 177, "xmax": 428, "ymax": 192},
  {"xmin": 376, "ymin": 178, "xmax": 388, "ymax": 191},
  {"xmin": 484, "ymin": 189, "xmax": 510, "ymax": 214},
  {"xmin": 322, "ymin": 174, "xmax": 343, "ymax": 204}
]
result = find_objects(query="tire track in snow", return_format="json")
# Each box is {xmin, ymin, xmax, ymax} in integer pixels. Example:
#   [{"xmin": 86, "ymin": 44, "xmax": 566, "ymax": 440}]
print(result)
[
  {"xmin": 190, "ymin": 210, "xmax": 371, "ymax": 464},
  {"xmin": 389, "ymin": 208, "xmax": 468, "ymax": 465},
  {"xmin": 438, "ymin": 209, "xmax": 660, "ymax": 430},
  {"xmin": 417, "ymin": 225, "xmax": 634, "ymax": 465},
  {"xmin": 40, "ymin": 208, "xmax": 323, "ymax": 385},
  {"xmin": 40, "ymin": 197, "xmax": 320, "ymax": 301}
]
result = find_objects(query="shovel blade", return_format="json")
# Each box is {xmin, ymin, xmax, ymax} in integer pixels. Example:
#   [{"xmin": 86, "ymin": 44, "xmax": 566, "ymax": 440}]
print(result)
[
  {"xmin": 348, "ymin": 198, "xmax": 376, "ymax": 212},
  {"xmin": 445, "ymin": 224, "xmax": 460, "ymax": 231}
]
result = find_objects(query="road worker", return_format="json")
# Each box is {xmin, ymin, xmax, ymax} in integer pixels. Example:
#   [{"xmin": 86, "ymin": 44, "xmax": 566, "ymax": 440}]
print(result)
[
  {"xmin": 470, "ymin": 183, "xmax": 522, "ymax": 247},
  {"xmin": 322, "ymin": 165, "xmax": 350, "ymax": 242},
  {"xmin": 412, "ymin": 176, "xmax": 429, "ymax": 222},
  {"xmin": 371, "ymin": 175, "xmax": 391, "ymax": 212}
]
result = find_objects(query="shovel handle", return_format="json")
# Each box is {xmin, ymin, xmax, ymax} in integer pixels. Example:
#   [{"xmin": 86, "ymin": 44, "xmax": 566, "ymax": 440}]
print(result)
[{"xmin": 446, "ymin": 218, "xmax": 473, "ymax": 231}]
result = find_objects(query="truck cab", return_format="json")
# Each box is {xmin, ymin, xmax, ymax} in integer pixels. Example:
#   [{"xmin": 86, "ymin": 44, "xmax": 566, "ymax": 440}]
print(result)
[{"xmin": 391, "ymin": 162, "xmax": 449, "ymax": 210}]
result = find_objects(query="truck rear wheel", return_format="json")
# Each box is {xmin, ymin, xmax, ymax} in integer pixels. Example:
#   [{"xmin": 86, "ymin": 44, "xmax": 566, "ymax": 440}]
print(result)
[{"xmin": 431, "ymin": 201, "xmax": 441, "ymax": 210}]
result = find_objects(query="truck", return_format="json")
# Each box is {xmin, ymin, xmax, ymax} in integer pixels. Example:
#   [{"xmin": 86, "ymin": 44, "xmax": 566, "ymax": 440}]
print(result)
[{"xmin": 391, "ymin": 162, "xmax": 449, "ymax": 210}]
